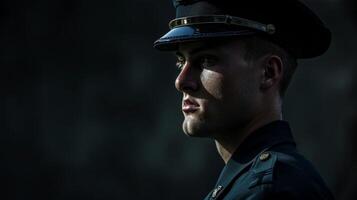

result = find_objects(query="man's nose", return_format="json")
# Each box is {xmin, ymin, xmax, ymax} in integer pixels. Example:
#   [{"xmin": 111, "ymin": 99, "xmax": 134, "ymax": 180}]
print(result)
[{"xmin": 175, "ymin": 63, "xmax": 199, "ymax": 92}]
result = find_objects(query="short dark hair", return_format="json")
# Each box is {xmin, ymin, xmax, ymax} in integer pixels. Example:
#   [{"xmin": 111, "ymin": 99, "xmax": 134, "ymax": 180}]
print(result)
[{"xmin": 241, "ymin": 36, "xmax": 298, "ymax": 96}]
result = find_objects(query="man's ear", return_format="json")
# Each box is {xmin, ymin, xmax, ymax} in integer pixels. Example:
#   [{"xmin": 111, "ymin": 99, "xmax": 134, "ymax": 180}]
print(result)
[{"xmin": 260, "ymin": 55, "xmax": 283, "ymax": 90}]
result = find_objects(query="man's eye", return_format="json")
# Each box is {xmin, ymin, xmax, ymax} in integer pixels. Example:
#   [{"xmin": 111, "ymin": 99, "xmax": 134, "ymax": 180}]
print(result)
[
  {"xmin": 176, "ymin": 58, "xmax": 185, "ymax": 70},
  {"xmin": 199, "ymin": 57, "xmax": 216, "ymax": 68}
]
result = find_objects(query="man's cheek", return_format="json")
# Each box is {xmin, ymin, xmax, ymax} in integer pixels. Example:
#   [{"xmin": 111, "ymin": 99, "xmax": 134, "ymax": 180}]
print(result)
[{"xmin": 202, "ymin": 77, "xmax": 224, "ymax": 99}]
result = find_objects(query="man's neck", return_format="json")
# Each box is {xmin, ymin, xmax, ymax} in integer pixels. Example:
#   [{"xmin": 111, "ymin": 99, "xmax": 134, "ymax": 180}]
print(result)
[{"xmin": 215, "ymin": 111, "xmax": 282, "ymax": 164}]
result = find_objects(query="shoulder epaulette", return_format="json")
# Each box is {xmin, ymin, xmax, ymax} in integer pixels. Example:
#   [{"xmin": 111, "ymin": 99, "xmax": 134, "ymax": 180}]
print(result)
[{"xmin": 248, "ymin": 151, "xmax": 278, "ymax": 189}]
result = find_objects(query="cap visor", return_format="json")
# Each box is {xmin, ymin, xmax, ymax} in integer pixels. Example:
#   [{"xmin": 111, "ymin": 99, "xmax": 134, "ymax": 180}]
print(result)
[{"xmin": 153, "ymin": 26, "xmax": 257, "ymax": 51}]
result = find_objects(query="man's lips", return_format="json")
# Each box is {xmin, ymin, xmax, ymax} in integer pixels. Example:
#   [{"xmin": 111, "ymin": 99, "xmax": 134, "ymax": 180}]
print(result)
[{"xmin": 182, "ymin": 99, "xmax": 199, "ymax": 113}]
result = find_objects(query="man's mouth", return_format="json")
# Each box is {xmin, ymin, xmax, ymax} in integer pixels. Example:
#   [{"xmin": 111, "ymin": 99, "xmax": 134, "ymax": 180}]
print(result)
[{"xmin": 182, "ymin": 99, "xmax": 200, "ymax": 113}]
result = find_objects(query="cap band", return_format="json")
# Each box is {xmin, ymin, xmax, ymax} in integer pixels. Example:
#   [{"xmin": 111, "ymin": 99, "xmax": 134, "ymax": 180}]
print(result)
[{"xmin": 169, "ymin": 15, "xmax": 276, "ymax": 35}]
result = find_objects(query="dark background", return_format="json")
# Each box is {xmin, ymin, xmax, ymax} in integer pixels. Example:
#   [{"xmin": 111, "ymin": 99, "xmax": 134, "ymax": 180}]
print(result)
[{"xmin": 0, "ymin": 0, "xmax": 356, "ymax": 199}]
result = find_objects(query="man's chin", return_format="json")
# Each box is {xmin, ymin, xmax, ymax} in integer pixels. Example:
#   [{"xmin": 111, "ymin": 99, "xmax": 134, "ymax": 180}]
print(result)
[
  {"xmin": 183, "ymin": 130, "xmax": 203, "ymax": 137},
  {"xmin": 182, "ymin": 119, "xmax": 209, "ymax": 138}
]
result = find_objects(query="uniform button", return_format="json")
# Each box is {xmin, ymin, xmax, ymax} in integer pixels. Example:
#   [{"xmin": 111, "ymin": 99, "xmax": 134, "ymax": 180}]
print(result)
[
  {"xmin": 259, "ymin": 152, "xmax": 270, "ymax": 161},
  {"xmin": 211, "ymin": 185, "xmax": 223, "ymax": 199}
]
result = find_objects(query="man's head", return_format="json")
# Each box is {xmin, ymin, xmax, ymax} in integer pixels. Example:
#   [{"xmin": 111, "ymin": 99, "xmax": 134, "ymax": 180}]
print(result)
[
  {"xmin": 175, "ymin": 37, "xmax": 292, "ymax": 138},
  {"xmin": 154, "ymin": 0, "xmax": 331, "ymax": 138}
]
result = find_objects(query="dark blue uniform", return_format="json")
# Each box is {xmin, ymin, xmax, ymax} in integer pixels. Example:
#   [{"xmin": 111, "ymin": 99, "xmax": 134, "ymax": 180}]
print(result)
[
  {"xmin": 153, "ymin": 1, "xmax": 334, "ymax": 199},
  {"xmin": 203, "ymin": 121, "xmax": 334, "ymax": 200}
]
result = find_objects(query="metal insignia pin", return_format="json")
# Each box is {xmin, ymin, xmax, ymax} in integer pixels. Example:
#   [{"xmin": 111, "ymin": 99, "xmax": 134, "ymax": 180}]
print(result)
[
  {"xmin": 259, "ymin": 152, "xmax": 270, "ymax": 161},
  {"xmin": 211, "ymin": 185, "xmax": 223, "ymax": 199}
]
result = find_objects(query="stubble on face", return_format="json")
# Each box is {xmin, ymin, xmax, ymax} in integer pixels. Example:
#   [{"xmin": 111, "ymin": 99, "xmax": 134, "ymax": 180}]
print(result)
[
  {"xmin": 177, "ymin": 39, "xmax": 262, "ymax": 139},
  {"xmin": 182, "ymin": 70, "xmax": 224, "ymax": 137}
]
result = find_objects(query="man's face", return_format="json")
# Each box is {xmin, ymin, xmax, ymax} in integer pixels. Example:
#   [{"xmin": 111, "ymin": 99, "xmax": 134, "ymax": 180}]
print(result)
[{"xmin": 175, "ymin": 39, "xmax": 263, "ymax": 139}]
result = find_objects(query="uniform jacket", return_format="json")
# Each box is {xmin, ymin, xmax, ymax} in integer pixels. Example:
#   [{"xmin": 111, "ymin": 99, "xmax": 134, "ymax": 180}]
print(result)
[{"xmin": 204, "ymin": 121, "xmax": 335, "ymax": 200}]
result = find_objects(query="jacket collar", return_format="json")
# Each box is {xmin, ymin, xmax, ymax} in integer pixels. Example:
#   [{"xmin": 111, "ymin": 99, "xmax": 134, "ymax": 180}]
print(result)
[{"xmin": 213, "ymin": 120, "xmax": 296, "ymax": 190}]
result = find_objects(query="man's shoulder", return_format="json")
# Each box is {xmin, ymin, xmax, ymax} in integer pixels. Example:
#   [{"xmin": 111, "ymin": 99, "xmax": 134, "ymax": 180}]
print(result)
[
  {"xmin": 234, "ymin": 150, "xmax": 335, "ymax": 200},
  {"xmin": 250, "ymin": 150, "xmax": 324, "ymax": 187}
]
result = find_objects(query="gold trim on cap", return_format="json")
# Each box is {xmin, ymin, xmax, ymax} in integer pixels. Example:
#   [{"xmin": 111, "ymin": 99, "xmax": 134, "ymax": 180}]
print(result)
[{"xmin": 169, "ymin": 15, "xmax": 276, "ymax": 35}]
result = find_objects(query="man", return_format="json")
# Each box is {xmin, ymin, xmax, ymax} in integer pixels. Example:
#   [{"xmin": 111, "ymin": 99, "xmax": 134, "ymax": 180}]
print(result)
[{"xmin": 154, "ymin": 0, "xmax": 335, "ymax": 199}]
